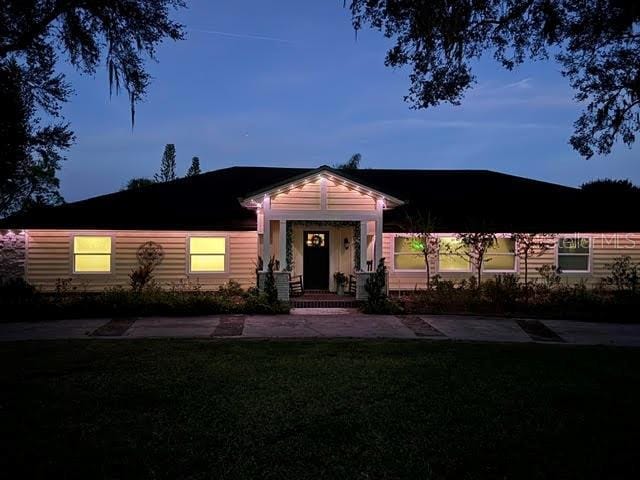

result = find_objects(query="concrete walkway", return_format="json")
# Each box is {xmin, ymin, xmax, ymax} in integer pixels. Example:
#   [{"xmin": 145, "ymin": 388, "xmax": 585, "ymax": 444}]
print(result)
[{"xmin": 1, "ymin": 311, "xmax": 640, "ymax": 346}]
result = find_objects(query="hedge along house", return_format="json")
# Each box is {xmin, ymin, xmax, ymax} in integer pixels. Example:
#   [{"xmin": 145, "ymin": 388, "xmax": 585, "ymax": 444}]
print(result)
[{"xmin": 1, "ymin": 165, "xmax": 639, "ymax": 301}]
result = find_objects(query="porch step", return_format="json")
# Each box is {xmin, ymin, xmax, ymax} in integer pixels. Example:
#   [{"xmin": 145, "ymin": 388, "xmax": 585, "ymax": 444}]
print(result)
[{"xmin": 290, "ymin": 299, "xmax": 361, "ymax": 308}]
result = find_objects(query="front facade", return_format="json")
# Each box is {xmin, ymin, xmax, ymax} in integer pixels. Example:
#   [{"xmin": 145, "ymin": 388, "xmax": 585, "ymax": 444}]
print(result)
[{"xmin": 2, "ymin": 165, "xmax": 639, "ymax": 300}]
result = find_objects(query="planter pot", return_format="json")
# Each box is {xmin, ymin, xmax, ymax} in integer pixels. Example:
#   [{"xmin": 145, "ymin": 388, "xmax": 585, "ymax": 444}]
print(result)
[{"xmin": 336, "ymin": 283, "xmax": 345, "ymax": 296}]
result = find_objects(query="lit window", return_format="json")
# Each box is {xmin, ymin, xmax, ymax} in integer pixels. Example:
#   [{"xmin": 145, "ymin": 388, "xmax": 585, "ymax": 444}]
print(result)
[
  {"xmin": 189, "ymin": 237, "xmax": 226, "ymax": 272},
  {"xmin": 557, "ymin": 237, "xmax": 590, "ymax": 272},
  {"xmin": 484, "ymin": 238, "xmax": 516, "ymax": 271},
  {"xmin": 393, "ymin": 236, "xmax": 425, "ymax": 270},
  {"xmin": 438, "ymin": 237, "xmax": 470, "ymax": 272},
  {"xmin": 73, "ymin": 236, "xmax": 111, "ymax": 273}
]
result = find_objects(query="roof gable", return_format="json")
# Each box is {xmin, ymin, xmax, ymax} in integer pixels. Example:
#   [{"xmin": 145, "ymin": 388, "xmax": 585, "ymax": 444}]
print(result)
[{"xmin": 240, "ymin": 165, "xmax": 404, "ymax": 209}]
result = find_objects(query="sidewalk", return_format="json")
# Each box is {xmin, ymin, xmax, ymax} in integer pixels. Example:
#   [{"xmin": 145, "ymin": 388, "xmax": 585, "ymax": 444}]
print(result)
[{"xmin": 1, "ymin": 312, "xmax": 640, "ymax": 346}]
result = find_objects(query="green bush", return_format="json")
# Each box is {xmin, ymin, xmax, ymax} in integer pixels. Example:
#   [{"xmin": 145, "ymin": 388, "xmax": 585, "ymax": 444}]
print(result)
[
  {"xmin": 397, "ymin": 271, "xmax": 640, "ymax": 322},
  {"xmin": 0, "ymin": 279, "xmax": 289, "ymax": 321}
]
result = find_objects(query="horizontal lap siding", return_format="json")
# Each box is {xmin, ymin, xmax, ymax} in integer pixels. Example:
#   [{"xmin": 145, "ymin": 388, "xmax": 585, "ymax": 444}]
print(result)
[
  {"xmin": 26, "ymin": 230, "xmax": 257, "ymax": 291},
  {"xmin": 384, "ymin": 232, "xmax": 640, "ymax": 290},
  {"xmin": 327, "ymin": 181, "xmax": 376, "ymax": 211},
  {"xmin": 271, "ymin": 181, "xmax": 321, "ymax": 210}
]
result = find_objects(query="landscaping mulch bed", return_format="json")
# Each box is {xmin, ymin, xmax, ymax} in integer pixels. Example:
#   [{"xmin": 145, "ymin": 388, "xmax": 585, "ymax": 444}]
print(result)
[
  {"xmin": 517, "ymin": 319, "xmax": 566, "ymax": 342},
  {"xmin": 90, "ymin": 318, "xmax": 136, "ymax": 337},
  {"xmin": 211, "ymin": 315, "xmax": 246, "ymax": 337},
  {"xmin": 396, "ymin": 315, "xmax": 445, "ymax": 337}
]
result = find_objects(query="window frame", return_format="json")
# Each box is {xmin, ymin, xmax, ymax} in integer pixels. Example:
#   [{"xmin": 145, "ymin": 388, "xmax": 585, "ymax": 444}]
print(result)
[
  {"xmin": 555, "ymin": 235, "xmax": 592, "ymax": 274},
  {"xmin": 436, "ymin": 235, "xmax": 472, "ymax": 273},
  {"xmin": 482, "ymin": 236, "xmax": 518, "ymax": 273},
  {"xmin": 187, "ymin": 234, "xmax": 229, "ymax": 274},
  {"xmin": 70, "ymin": 233, "xmax": 114, "ymax": 275},
  {"xmin": 391, "ymin": 234, "xmax": 428, "ymax": 272}
]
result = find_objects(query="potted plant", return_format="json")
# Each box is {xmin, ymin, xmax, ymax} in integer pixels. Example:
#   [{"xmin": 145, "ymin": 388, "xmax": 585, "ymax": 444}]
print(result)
[{"xmin": 334, "ymin": 272, "xmax": 347, "ymax": 295}]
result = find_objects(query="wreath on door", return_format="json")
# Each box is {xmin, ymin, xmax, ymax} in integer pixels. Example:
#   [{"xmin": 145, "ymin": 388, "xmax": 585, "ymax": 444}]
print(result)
[{"xmin": 310, "ymin": 234, "xmax": 322, "ymax": 247}]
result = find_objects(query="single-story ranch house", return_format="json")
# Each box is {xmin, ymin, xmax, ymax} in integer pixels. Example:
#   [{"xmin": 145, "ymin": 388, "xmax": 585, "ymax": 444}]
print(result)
[{"xmin": 1, "ymin": 165, "xmax": 639, "ymax": 301}]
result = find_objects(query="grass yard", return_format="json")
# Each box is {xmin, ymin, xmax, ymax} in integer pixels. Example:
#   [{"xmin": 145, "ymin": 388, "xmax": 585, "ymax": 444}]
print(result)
[{"xmin": 1, "ymin": 340, "xmax": 639, "ymax": 479}]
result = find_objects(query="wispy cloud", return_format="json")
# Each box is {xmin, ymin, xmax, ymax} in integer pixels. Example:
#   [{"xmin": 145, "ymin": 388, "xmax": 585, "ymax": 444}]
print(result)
[
  {"xmin": 190, "ymin": 28, "xmax": 292, "ymax": 44},
  {"xmin": 501, "ymin": 77, "xmax": 533, "ymax": 90}
]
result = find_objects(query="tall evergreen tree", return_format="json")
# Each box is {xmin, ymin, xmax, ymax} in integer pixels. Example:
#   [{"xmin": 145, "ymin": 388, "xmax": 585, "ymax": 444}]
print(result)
[
  {"xmin": 155, "ymin": 144, "xmax": 177, "ymax": 182},
  {"xmin": 186, "ymin": 156, "xmax": 201, "ymax": 177}
]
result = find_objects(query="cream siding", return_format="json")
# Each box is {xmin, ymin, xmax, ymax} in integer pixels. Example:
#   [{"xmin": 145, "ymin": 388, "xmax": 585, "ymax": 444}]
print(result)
[
  {"xmin": 326, "ymin": 181, "xmax": 376, "ymax": 211},
  {"xmin": 270, "ymin": 180, "xmax": 321, "ymax": 210},
  {"xmin": 385, "ymin": 232, "xmax": 640, "ymax": 291},
  {"xmin": 26, "ymin": 230, "xmax": 257, "ymax": 291}
]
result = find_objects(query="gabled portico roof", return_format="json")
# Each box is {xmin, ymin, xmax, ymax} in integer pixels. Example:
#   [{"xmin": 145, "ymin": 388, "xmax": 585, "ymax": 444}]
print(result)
[{"xmin": 240, "ymin": 165, "xmax": 405, "ymax": 209}]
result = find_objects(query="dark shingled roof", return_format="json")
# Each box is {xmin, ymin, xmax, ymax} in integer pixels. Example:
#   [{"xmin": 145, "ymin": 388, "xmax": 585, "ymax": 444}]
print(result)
[{"xmin": 2, "ymin": 166, "xmax": 639, "ymax": 232}]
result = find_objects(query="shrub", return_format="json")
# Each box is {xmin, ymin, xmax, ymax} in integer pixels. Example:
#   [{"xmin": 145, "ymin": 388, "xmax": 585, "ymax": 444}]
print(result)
[
  {"xmin": 263, "ymin": 256, "xmax": 278, "ymax": 304},
  {"xmin": 603, "ymin": 256, "xmax": 639, "ymax": 293},
  {"xmin": 0, "ymin": 277, "xmax": 37, "ymax": 302},
  {"xmin": 0, "ymin": 280, "xmax": 289, "ymax": 321},
  {"xmin": 537, "ymin": 264, "xmax": 561, "ymax": 289},
  {"xmin": 363, "ymin": 258, "xmax": 402, "ymax": 314}
]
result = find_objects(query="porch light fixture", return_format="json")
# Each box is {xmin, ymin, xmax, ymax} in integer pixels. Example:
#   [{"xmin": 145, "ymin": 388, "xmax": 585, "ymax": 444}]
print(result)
[{"xmin": 344, "ymin": 238, "xmax": 350, "ymax": 250}]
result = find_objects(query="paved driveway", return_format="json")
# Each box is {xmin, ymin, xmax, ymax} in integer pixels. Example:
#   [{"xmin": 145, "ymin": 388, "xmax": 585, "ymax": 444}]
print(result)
[{"xmin": 1, "ymin": 312, "xmax": 640, "ymax": 346}]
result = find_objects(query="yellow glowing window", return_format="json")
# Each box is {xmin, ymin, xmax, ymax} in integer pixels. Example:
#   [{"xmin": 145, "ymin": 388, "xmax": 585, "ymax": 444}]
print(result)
[
  {"xmin": 438, "ymin": 237, "xmax": 470, "ymax": 272},
  {"xmin": 189, "ymin": 237, "xmax": 226, "ymax": 272},
  {"xmin": 73, "ymin": 236, "xmax": 111, "ymax": 273},
  {"xmin": 483, "ymin": 238, "xmax": 516, "ymax": 271},
  {"xmin": 393, "ymin": 236, "xmax": 426, "ymax": 270}
]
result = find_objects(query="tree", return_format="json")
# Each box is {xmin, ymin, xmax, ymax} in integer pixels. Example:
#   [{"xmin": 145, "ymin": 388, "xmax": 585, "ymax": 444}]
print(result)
[
  {"xmin": 186, "ymin": 156, "xmax": 201, "ymax": 177},
  {"xmin": 405, "ymin": 210, "xmax": 439, "ymax": 289},
  {"xmin": 0, "ymin": 0, "xmax": 184, "ymax": 215},
  {"xmin": 511, "ymin": 233, "xmax": 556, "ymax": 289},
  {"xmin": 349, "ymin": 1, "xmax": 640, "ymax": 158},
  {"xmin": 581, "ymin": 178, "xmax": 640, "ymax": 194},
  {"xmin": 155, "ymin": 144, "xmax": 177, "ymax": 182},
  {"xmin": 456, "ymin": 232, "xmax": 497, "ymax": 286},
  {"xmin": 124, "ymin": 178, "xmax": 155, "ymax": 190},
  {"xmin": 0, "ymin": 59, "xmax": 72, "ymax": 216},
  {"xmin": 334, "ymin": 153, "xmax": 361, "ymax": 170}
]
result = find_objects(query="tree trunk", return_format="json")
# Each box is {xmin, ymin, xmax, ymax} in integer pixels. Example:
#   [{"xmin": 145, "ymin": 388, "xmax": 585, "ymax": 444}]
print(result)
[{"xmin": 425, "ymin": 252, "xmax": 431, "ymax": 289}]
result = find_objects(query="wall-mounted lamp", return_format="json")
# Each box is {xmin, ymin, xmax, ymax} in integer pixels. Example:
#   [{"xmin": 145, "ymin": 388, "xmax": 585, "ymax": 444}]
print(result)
[{"xmin": 344, "ymin": 238, "xmax": 350, "ymax": 250}]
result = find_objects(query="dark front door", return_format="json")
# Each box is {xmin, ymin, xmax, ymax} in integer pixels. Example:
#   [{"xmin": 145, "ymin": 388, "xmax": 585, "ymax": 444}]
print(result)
[{"xmin": 303, "ymin": 231, "xmax": 330, "ymax": 290}]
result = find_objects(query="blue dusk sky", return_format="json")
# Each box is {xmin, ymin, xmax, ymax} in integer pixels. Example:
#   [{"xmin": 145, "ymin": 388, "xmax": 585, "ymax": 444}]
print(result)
[{"xmin": 57, "ymin": 0, "xmax": 639, "ymax": 202}]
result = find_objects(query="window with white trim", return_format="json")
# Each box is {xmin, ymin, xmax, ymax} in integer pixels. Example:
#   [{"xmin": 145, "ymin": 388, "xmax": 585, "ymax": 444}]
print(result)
[
  {"xmin": 557, "ymin": 236, "xmax": 590, "ymax": 272},
  {"xmin": 73, "ymin": 236, "xmax": 112, "ymax": 273},
  {"xmin": 393, "ymin": 236, "xmax": 425, "ymax": 270},
  {"xmin": 438, "ymin": 237, "xmax": 470, "ymax": 272},
  {"xmin": 483, "ymin": 237, "xmax": 516, "ymax": 271},
  {"xmin": 189, "ymin": 237, "xmax": 226, "ymax": 272}
]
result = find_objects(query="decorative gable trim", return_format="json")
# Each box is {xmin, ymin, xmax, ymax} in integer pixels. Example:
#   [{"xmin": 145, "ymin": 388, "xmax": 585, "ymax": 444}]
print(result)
[{"xmin": 240, "ymin": 165, "xmax": 404, "ymax": 209}]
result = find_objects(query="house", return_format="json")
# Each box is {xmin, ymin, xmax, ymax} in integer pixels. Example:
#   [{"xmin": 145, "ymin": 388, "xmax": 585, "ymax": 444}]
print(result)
[{"xmin": 1, "ymin": 165, "xmax": 639, "ymax": 301}]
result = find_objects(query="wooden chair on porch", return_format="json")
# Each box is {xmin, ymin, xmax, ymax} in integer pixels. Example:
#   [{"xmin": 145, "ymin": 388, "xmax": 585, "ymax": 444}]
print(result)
[{"xmin": 289, "ymin": 274, "xmax": 304, "ymax": 297}]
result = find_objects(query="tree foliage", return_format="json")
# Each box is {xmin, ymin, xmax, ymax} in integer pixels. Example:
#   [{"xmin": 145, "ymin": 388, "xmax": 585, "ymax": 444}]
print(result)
[
  {"xmin": 0, "ymin": 60, "xmax": 72, "ymax": 216},
  {"xmin": 0, "ymin": 0, "xmax": 184, "ymax": 217},
  {"xmin": 511, "ymin": 233, "xmax": 556, "ymax": 287},
  {"xmin": 349, "ymin": 0, "xmax": 640, "ymax": 158},
  {"xmin": 581, "ymin": 178, "xmax": 640, "ymax": 194},
  {"xmin": 155, "ymin": 144, "xmax": 177, "ymax": 182},
  {"xmin": 405, "ymin": 210, "xmax": 439, "ymax": 289},
  {"xmin": 186, "ymin": 156, "xmax": 202, "ymax": 177},
  {"xmin": 334, "ymin": 153, "xmax": 361, "ymax": 170},
  {"xmin": 124, "ymin": 177, "xmax": 155, "ymax": 190},
  {"xmin": 456, "ymin": 232, "xmax": 497, "ymax": 286}
]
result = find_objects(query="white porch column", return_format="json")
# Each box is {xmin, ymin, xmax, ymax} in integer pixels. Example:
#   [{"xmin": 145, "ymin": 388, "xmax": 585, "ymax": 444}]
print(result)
[
  {"xmin": 360, "ymin": 220, "xmax": 367, "ymax": 271},
  {"xmin": 262, "ymin": 218, "xmax": 271, "ymax": 269},
  {"xmin": 279, "ymin": 220, "xmax": 287, "ymax": 270},
  {"xmin": 374, "ymin": 219, "xmax": 383, "ymax": 265}
]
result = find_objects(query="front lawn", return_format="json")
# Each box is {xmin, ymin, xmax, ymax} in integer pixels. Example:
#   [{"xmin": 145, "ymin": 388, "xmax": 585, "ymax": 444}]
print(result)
[{"xmin": 1, "ymin": 340, "xmax": 639, "ymax": 479}]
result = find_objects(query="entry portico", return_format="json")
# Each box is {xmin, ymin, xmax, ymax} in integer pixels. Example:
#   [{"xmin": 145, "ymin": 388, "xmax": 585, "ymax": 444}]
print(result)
[{"xmin": 241, "ymin": 166, "xmax": 404, "ymax": 299}]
